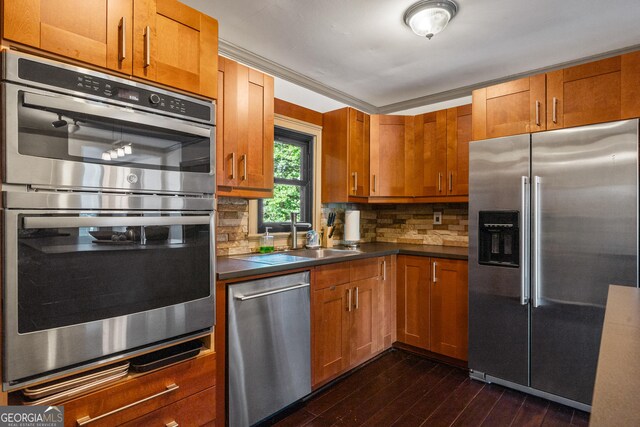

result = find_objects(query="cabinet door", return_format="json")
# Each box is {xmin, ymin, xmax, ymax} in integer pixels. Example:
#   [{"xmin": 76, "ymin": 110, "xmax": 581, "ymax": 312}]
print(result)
[
  {"xmin": 133, "ymin": 0, "xmax": 218, "ymax": 98},
  {"xmin": 381, "ymin": 255, "xmax": 397, "ymax": 349},
  {"xmin": 430, "ymin": 258, "xmax": 468, "ymax": 360},
  {"xmin": 3, "ymin": 0, "xmax": 132, "ymax": 73},
  {"xmin": 349, "ymin": 277, "xmax": 383, "ymax": 367},
  {"xmin": 312, "ymin": 283, "xmax": 351, "ymax": 386},
  {"xmin": 348, "ymin": 109, "xmax": 370, "ymax": 197},
  {"xmin": 547, "ymin": 55, "xmax": 627, "ymax": 130},
  {"xmin": 446, "ymin": 105, "xmax": 472, "ymax": 196},
  {"xmin": 472, "ymin": 74, "xmax": 546, "ymax": 140},
  {"xmin": 370, "ymin": 115, "xmax": 414, "ymax": 197},
  {"xmin": 622, "ymin": 51, "xmax": 640, "ymax": 119},
  {"xmin": 216, "ymin": 57, "xmax": 274, "ymax": 192},
  {"xmin": 414, "ymin": 111, "xmax": 447, "ymax": 196},
  {"xmin": 396, "ymin": 256, "xmax": 430, "ymax": 350}
]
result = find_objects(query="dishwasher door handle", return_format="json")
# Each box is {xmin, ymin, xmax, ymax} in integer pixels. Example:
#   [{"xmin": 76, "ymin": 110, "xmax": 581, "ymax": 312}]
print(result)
[{"xmin": 234, "ymin": 283, "xmax": 310, "ymax": 301}]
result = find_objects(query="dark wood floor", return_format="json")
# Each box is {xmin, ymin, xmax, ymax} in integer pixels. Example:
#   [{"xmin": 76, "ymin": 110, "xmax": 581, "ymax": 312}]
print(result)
[{"xmin": 267, "ymin": 350, "xmax": 590, "ymax": 427}]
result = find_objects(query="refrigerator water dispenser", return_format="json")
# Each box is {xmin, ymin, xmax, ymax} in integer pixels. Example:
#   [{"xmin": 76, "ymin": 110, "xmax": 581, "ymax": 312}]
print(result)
[{"xmin": 478, "ymin": 211, "xmax": 519, "ymax": 267}]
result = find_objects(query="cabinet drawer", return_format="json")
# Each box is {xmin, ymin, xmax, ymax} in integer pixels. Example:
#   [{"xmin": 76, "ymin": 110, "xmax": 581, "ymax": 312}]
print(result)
[
  {"xmin": 64, "ymin": 353, "xmax": 215, "ymax": 427},
  {"xmin": 122, "ymin": 386, "xmax": 216, "ymax": 427},
  {"xmin": 350, "ymin": 257, "xmax": 382, "ymax": 282},
  {"xmin": 315, "ymin": 261, "xmax": 350, "ymax": 289}
]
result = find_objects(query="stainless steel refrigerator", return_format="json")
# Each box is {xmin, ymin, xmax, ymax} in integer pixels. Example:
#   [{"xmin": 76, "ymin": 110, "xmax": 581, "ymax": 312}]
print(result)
[{"xmin": 468, "ymin": 119, "xmax": 638, "ymax": 411}]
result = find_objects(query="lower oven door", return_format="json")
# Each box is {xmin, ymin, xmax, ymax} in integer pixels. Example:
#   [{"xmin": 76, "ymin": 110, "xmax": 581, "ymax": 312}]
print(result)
[{"xmin": 3, "ymin": 210, "xmax": 215, "ymax": 387}]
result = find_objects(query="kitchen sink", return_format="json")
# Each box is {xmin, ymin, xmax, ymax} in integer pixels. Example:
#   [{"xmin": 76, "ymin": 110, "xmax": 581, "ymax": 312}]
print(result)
[{"xmin": 288, "ymin": 248, "xmax": 362, "ymax": 258}]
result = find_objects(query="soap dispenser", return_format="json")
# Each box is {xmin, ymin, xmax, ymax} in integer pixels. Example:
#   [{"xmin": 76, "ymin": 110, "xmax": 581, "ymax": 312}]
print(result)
[{"xmin": 259, "ymin": 227, "xmax": 275, "ymax": 253}]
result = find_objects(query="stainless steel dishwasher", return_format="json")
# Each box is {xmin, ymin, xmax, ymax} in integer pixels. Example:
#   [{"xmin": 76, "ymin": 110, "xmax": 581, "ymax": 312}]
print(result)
[{"xmin": 227, "ymin": 271, "xmax": 311, "ymax": 427}]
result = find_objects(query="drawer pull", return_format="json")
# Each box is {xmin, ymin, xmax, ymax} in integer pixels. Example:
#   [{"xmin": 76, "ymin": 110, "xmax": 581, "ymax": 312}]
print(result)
[
  {"xmin": 76, "ymin": 383, "xmax": 179, "ymax": 426},
  {"xmin": 166, "ymin": 422, "xmax": 179, "ymax": 427}
]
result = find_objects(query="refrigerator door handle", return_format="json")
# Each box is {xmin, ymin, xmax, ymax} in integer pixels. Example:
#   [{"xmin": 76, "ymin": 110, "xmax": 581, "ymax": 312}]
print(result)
[
  {"xmin": 520, "ymin": 176, "xmax": 530, "ymax": 305},
  {"xmin": 532, "ymin": 176, "xmax": 542, "ymax": 308}
]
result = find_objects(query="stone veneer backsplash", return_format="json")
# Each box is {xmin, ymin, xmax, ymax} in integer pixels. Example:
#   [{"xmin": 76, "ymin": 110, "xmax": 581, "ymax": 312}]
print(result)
[{"xmin": 216, "ymin": 197, "xmax": 468, "ymax": 256}]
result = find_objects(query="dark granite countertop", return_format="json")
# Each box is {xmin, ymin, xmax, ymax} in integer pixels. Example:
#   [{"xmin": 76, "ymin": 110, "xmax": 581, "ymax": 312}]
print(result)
[
  {"xmin": 590, "ymin": 285, "xmax": 640, "ymax": 426},
  {"xmin": 217, "ymin": 242, "xmax": 468, "ymax": 281}
]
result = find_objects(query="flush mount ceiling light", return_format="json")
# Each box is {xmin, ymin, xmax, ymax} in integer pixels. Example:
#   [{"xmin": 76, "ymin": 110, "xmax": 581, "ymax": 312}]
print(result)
[{"xmin": 404, "ymin": 0, "xmax": 458, "ymax": 39}]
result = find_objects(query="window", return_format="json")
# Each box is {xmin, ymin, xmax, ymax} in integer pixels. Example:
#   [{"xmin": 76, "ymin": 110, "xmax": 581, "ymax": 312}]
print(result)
[{"xmin": 257, "ymin": 127, "xmax": 313, "ymax": 233}]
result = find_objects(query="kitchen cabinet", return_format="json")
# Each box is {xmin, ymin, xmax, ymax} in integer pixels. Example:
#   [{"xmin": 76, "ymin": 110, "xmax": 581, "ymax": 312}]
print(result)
[
  {"xmin": 60, "ymin": 352, "xmax": 216, "ymax": 427},
  {"xmin": 472, "ymin": 74, "xmax": 546, "ymax": 140},
  {"xmin": 381, "ymin": 255, "xmax": 397, "ymax": 348},
  {"xmin": 396, "ymin": 255, "xmax": 468, "ymax": 360},
  {"xmin": 216, "ymin": 56, "xmax": 274, "ymax": 198},
  {"xmin": 322, "ymin": 107, "xmax": 370, "ymax": 202},
  {"xmin": 547, "ymin": 53, "xmax": 640, "ymax": 130},
  {"xmin": 3, "ymin": 0, "xmax": 133, "ymax": 73},
  {"xmin": 312, "ymin": 258, "xmax": 384, "ymax": 386},
  {"xmin": 429, "ymin": 258, "xmax": 468, "ymax": 360},
  {"xmin": 133, "ymin": 0, "xmax": 217, "ymax": 98},
  {"xmin": 414, "ymin": 110, "xmax": 446, "ymax": 197},
  {"xmin": 446, "ymin": 105, "xmax": 472, "ymax": 196},
  {"xmin": 3, "ymin": 0, "xmax": 218, "ymax": 98},
  {"xmin": 369, "ymin": 115, "xmax": 414, "ymax": 197},
  {"xmin": 397, "ymin": 255, "xmax": 430, "ymax": 349}
]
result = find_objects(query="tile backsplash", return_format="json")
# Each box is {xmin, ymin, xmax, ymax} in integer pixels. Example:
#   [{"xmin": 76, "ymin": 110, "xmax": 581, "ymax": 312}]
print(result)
[{"xmin": 216, "ymin": 197, "xmax": 468, "ymax": 256}]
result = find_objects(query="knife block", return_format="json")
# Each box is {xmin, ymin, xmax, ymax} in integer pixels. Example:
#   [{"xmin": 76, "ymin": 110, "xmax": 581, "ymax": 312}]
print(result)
[{"xmin": 322, "ymin": 227, "xmax": 334, "ymax": 248}]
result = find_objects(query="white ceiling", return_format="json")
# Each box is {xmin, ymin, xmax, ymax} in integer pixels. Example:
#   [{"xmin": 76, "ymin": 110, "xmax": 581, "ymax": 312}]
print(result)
[{"xmin": 183, "ymin": 0, "xmax": 640, "ymax": 113}]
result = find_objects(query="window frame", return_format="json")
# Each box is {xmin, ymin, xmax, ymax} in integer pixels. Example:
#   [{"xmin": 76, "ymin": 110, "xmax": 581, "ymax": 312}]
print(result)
[{"xmin": 257, "ymin": 126, "xmax": 314, "ymax": 233}]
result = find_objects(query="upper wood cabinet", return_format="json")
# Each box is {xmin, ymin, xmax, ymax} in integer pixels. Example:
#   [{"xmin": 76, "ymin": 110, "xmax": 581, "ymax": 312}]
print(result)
[
  {"xmin": 414, "ymin": 105, "xmax": 471, "ymax": 197},
  {"xmin": 547, "ymin": 53, "xmax": 640, "ymax": 130},
  {"xmin": 133, "ymin": 0, "xmax": 217, "ymax": 98},
  {"xmin": 3, "ymin": 0, "xmax": 133, "ymax": 73},
  {"xmin": 396, "ymin": 255, "xmax": 469, "ymax": 361},
  {"xmin": 414, "ymin": 110, "xmax": 447, "ymax": 197},
  {"xmin": 3, "ymin": 0, "xmax": 218, "ymax": 98},
  {"xmin": 369, "ymin": 115, "xmax": 414, "ymax": 197},
  {"xmin": 216, "ymin": 56, "xmax": 274, "ymax": 198},
  {"xmin": 472, "ymin": 74, "xmax": 546, "ymax": 140},
  {"xmin": 322, "ymin": 107, "xmax": 369, "ymax": 202}
]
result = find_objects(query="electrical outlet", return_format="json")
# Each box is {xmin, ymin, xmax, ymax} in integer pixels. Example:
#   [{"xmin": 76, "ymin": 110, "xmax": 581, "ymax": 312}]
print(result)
[{"xmin": 433, "ymin": 211, "xmax": 442, "ymax": 225}]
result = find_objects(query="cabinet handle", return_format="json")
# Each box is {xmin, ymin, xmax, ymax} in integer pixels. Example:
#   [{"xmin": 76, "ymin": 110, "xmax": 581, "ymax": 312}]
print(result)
[
  {"xmin": 118, "ymin": 17, "xmax": 126, "ymax": 61},
  {"xmin": 448, "ymin": 172, "xmax": 453, "ymax": 193},
  {"xmin": 438, "ymin": 173, "xmax": 442, "ymax": 192},
  {"xmin": 240, "ymin": 154, "xmax": 247, "ymax": 181},
  {"xmin": 372, "ymin": 174, "xmax": 377, "ymax": 193},
  {"xmin": 76, "ymin": 383, "xmax": 179, "ymax": 426},
  {"xmin": 230, "ymin": 153, "xmax": 236, "ymax": 180},
  {"xmin": 352, "ymin": 172, "xmax": 358, "ymax": 194},
  {"xmin": 143, "ymin": 25, "xmax": 151, "ymax": 68},
  {"xmin": 552, "ymin": 97, "xmax": 558, "ymax": 124},
  {"xmin": 347, "ymin": 288, "xmax": 352, "ymax": 312},
  {"xmin": 535, "ymin": 100, "xmax": 541, "ymax": 126},
  {"xmin": 432, "ymin": 261, "xmax": 437, "ymax": 283},
  {"xmin": 354, "ymin": 287, "xmax": 359, "ymax": 310},
  {"xmin": 381, "ymin": 260, "xmax": 386, "ymax": 281},
  {"xmin": 166, "ymin": 422, "xmax": 179, "ymax": 427}
]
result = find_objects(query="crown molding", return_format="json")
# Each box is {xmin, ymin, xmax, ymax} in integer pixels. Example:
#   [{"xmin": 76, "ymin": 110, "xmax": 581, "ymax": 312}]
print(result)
[
  {"xmin": 220, "ymin": 39, "xmax": 640, "ymax": 115},
  {"xmin": 218, "ymin": 38, "xmax": 378, "ymax": 114}
]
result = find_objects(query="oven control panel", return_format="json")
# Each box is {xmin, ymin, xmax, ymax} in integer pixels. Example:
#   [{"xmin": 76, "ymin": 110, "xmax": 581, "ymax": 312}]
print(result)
[{"xmin": 16, "ymin": 57, "xmax": 212, "ymax": 122}]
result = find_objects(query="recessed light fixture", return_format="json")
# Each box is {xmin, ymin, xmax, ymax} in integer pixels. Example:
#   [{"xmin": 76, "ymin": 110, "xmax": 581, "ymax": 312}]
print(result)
[{"xmin": 404, "ymin": 0, "xmax": 458, "ymax": 39}]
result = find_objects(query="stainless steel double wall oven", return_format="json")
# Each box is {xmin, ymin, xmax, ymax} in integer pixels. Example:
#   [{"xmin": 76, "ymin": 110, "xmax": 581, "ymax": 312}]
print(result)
[{"xmin": 1, "ymin": 51, "xmax": 216, "ymax": 389}]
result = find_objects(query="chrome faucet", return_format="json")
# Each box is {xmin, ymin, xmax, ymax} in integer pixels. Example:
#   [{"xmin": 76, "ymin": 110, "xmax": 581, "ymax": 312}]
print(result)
[{"xmin": 290, "ymin": 212, "xmax": 312, "ymax": 249}]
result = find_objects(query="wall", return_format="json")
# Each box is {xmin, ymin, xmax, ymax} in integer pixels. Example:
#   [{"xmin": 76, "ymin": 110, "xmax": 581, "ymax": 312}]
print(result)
[{"xmin": 216, "ymin": 197, "xmax": 468, "ymax": 256}]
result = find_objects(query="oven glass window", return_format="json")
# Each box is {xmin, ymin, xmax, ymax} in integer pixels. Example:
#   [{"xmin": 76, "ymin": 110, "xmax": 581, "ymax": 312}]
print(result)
[
  {"xmin": 17, "ymin": 214, "xmax": 211, "ymax": 333},
  {"xmin": 17, "ymin": 91, "xmax": 211, "ymax": 173}
]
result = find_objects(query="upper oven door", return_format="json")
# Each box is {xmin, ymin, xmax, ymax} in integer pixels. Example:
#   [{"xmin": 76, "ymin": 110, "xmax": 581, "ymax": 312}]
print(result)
[{"xmin": 3, "ymin": 83, "xmax": 215, "ymax": 195}]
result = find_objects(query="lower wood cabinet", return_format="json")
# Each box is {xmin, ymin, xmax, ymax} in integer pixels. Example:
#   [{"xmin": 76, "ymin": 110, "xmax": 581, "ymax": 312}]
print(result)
[
  {"xmin": 312, "ymin": 257, "xmax": 388, "ymax": 387},
  {"xmin": 396, "ymin": 255, "xmax": 468, "ymax": 361},
  {"xmin": 61, "ymin": 353, "xmax": 216, "ymax": 427}
]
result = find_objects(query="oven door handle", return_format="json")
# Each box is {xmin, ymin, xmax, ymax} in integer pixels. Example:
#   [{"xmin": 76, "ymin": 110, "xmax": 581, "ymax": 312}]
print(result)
[
  {"xmin": 23, "ymin": 215, "xmax": 211, "ymax": 229},
  {"xmin": 22, "ymin": 91, "xmax": 211, "ymax": 138}
]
